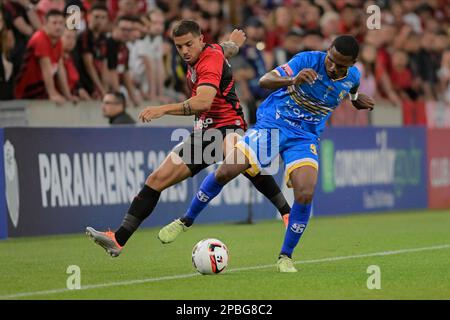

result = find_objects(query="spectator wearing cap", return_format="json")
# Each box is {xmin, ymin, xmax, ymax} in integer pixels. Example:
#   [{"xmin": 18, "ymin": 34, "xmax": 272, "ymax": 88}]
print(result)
[{"xmin": 101, "ymin": 91, "xmax": 136, "ymax": 125}]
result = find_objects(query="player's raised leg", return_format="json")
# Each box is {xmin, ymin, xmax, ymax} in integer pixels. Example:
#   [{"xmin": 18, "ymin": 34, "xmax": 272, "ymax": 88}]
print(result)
[
  {"xmin": 158, "ymin": 145, "xmax": 251, "ymax": 243},
  {"xmin": 277, "ymin": 165, "xmax": 317, "ymax": 272},
  {"xmin": 86, "ymin": 152, "xmax": 191, "ymax": 256}
]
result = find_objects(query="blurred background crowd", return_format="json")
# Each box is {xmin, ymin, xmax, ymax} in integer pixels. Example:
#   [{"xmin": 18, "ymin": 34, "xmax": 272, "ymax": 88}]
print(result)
[{"xmin": 0, "ymin": 0, "xmax": 449, "ymax": 126}]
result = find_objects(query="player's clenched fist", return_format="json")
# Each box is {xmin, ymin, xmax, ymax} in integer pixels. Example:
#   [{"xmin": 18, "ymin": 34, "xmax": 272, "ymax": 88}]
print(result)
[
  {"xmin": 291, "ymin": 68, "xmax": 319, "ymax": 86},
  {"xmin": 139, "ymin": 106, "xmax": 165, "ymax": 122}
]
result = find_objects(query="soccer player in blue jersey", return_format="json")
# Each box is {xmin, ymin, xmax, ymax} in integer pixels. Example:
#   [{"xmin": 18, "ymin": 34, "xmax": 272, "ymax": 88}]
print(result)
[{"xmin": 158, "ymin": 35, "xmax": 375, "ymax": 272}]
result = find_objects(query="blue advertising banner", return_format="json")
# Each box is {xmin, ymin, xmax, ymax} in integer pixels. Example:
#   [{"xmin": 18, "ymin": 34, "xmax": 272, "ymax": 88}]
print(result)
[
  {"xmin": 314, "ymin": 127, "xmax": 427, "ymax": 215},
  {"xmin": 3, "ymin": 127, "xmax": 277, "ymax": 237},
  {"xmin": 0, "ymin": 129, "xmax": 7, "ymax": 239},
  {"xmin": 1, "ymin": 126, "xmax": 429, "ymax": 237}
]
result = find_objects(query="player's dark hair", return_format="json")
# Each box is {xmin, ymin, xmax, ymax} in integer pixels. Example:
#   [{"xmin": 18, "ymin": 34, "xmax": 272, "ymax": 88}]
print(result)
[
  {"xmin": 331, "ymin": 35, "xmax": 360, "ymax": 60},
  {"xmin": 89, "ymin": 3, "xmax": 109, "ymax": 13},
  {"xmin": 106, "ymin": 91, "xmax": 127, "ymax": 109},
  {"xmin": 172, "ymin": 20, "xmax": 201, "ymax": 38},
  {"xmin": 45, "ymin": 9, "xmax": 65, "ymax": 20}
]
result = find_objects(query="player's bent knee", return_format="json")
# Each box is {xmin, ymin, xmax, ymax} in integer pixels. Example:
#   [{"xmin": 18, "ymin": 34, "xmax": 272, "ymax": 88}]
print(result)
[
  {"xmin": 293, "ymin": 187, "xmax": 315, "ymax": 204},
  {"xmin": 146, "ymin": 172, "xmax": 165, "ymax": 190}
]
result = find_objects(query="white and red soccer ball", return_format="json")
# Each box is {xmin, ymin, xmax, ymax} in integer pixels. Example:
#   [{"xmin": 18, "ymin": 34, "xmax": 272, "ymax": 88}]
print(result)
[{"xmin": 192, "ymin": 238, "xmax": 229, "ymax": 275}]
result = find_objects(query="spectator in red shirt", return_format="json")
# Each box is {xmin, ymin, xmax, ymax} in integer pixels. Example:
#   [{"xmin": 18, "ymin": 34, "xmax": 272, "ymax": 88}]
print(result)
[
  {"xmin": 62, "ymin": 28, "xmax": 90, "ymax": 100},
  {"xmin": 365, "ymin": 27, "xmax": 402, "ymax": 107},
  {"xmin": 390, "ymin": 49, "xmax": 419, "ymax": 100},
  {"xmin": 14, "ymin": 9, "xmax": 76, "ymax": 105}
]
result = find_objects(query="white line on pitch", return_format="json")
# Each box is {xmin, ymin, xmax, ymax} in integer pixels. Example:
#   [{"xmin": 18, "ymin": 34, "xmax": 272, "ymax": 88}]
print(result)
[{"xmin": 1, "ymin": 243, "xmax": 449, "ymax": 300}]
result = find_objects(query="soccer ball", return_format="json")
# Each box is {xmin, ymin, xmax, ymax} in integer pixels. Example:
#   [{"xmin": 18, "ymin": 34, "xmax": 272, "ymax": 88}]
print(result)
[{"xmin": 192, "ymin": 238, "xmax": 229, "ymax": 275}]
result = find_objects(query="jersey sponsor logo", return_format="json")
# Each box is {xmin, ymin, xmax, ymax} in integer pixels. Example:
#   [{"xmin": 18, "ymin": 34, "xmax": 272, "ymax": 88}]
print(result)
[
  {"xmin": 343, "ymin": 81, "xmax": 353, "ymax": 88},
  {"xmin": 195, "ymin": 118, "xmax": 214, "ymax": 129},
  {"xmin": 283, "ymin": 105, "xmax": 322, "ymax": 123}
]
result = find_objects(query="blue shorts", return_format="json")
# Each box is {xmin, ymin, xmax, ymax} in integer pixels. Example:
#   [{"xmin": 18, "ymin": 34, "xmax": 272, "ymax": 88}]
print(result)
[{"xmin": 235, "ymin": 120, "xmax": 319, "ymax": 187}]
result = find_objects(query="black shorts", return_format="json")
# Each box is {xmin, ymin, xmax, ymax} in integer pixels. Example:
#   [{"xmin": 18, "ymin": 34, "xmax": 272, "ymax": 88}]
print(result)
[{"xmin": 172, "ymin": 125, "xmax": 245, "ymax": 176}]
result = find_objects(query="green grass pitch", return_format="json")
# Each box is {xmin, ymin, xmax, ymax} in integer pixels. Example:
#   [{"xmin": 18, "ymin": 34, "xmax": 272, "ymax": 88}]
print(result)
[{"xmin": 1, "ymin": 209, "xmax": 449, "ymax": 300}]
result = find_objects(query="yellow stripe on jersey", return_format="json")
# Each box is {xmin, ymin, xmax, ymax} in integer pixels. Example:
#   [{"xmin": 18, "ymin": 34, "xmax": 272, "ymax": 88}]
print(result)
[
  {"xmin": 235, "ymin": 141, "xmax": 261, "ymax": 177},
  {"xmin": 285, "ymin": 160, "xmax": 319, "ymax": 188}
]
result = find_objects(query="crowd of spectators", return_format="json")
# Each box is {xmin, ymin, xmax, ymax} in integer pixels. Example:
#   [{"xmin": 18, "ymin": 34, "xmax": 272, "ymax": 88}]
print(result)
[{"xmin": 0, "ymin": 0, "xmax": 449, "ymax": 125}]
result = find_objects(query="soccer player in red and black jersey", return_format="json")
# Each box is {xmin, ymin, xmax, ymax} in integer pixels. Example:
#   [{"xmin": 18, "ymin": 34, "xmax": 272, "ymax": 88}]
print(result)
[{"xmin": 86, "ymin": 20, "xmax": 291, "ymax": 257}]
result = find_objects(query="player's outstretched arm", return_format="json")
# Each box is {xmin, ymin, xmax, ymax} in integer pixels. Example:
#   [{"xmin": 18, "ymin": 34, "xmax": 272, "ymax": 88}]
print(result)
[
  {"xmin": 139, "ymin": 86, "xmax": 217, "ymax": 122},
  {"xmin": 259, "ymin": 68, "xmax": 318, "ymax": 90},
  {"xmin": 351, "ymin": 93, "xmax": 375, "ymax": 111},
  {"xmin": 220, "ymin": 29, "xmax": 246, "ymax": 59}
]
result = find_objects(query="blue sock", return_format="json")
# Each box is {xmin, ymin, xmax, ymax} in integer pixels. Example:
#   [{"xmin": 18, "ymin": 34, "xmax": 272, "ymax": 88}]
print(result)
[
  {"xmin": 182, "ymin": 172, "xmax": 225, "ymax": 226},
  {"xmin": 280, "ymin": 201, "xmax": 312, "ymax": 258}
]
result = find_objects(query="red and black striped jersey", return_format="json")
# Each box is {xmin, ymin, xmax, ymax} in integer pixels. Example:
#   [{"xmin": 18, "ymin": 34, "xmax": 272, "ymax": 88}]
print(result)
[{"xmin": 187, "ymin": 43, "xmax": 246, "ymax": 131}]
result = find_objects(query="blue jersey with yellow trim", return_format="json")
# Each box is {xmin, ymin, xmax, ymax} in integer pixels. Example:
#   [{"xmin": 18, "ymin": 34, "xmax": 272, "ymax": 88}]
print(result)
[{"xmin": 256, "ymin": 51, "xmax": 360, "ymax": 138}]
